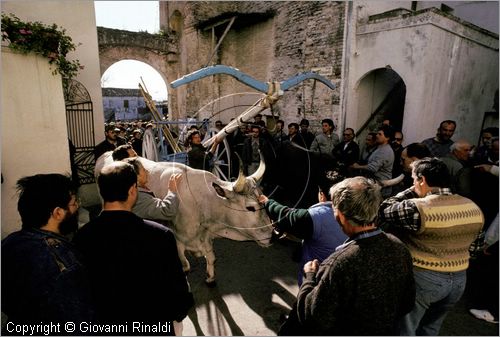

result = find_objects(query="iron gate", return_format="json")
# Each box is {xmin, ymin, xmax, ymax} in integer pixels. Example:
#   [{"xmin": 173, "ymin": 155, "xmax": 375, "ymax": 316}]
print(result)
[{"xmin": 64, "ymin": 79, "xmax": 96, "ymax": 185}]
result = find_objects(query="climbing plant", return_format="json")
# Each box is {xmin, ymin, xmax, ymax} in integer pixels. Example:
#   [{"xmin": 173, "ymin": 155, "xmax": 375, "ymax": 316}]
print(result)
[{"xmin": 1, "ymin": 12, "xmax": 83, "ymax": 80}]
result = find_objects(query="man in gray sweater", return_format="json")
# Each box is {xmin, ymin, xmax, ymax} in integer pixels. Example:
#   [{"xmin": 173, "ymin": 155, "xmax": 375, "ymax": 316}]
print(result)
[
  {"xmin": 351, "ymin": 124, "xmax": 395, "ymax": 197},
  {"xmin": 123, "ymin": 157, "xmax": 180, "ymax": 222},
  {"xmin": 280, "ymin": 176, "xmax": 415, "ymax": 335}
]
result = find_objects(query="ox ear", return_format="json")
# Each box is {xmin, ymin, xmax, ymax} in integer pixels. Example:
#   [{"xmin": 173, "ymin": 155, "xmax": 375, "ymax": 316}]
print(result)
[{"xmin": 212, "ymin": 182, "xmax": 227, "ymax": 198}]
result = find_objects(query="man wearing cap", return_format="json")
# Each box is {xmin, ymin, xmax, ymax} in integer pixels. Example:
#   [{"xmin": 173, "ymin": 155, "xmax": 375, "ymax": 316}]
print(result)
[
  {"xmin": 130, "ymin": 129, "xmax": 143, "ymax": 156},
  {"xmin": 94, "ymin": 125, "xmax": 126, "ymax": 160}
]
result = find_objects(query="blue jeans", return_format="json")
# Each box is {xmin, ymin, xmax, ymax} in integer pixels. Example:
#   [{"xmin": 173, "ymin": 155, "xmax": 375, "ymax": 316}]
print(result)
[{"xmin": 400, "ymin": 268, "xmax": 467, "ymax": 336}]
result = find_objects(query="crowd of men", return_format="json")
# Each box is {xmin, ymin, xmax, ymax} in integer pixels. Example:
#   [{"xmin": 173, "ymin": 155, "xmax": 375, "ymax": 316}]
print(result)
[{"xmin": 2, "ymin": 113, "xmax": 498, "ymax": 335}]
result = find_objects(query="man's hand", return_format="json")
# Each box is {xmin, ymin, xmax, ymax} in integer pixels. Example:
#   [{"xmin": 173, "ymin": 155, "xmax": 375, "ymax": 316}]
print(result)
[
  {"xmin": 258, "ymin": 194, "xmax": 268, "ymax": 204},
  {"xmin": 350, "ymin": 162, "xmax": 365, "ymax": 170},
  {"xmin": 475, "ymin": 164, "xmax": 492, "ymax": 173},
  {"xmin": 209, "ymin": 136, "xmax": 222, "ymax": 154},
  {"xmin": 303, "ymin": 259, "xmax": 319, "ymax": 274},
  {"xmin": 168, "ymin": 173, "xmax": 182, "ymax": 193}
]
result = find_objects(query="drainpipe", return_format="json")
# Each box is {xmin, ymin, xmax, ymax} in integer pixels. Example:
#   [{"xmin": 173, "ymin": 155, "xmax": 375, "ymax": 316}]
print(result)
[{"xmin": 340, "ymin": 1, "xmax": 354, "ymax": 134}]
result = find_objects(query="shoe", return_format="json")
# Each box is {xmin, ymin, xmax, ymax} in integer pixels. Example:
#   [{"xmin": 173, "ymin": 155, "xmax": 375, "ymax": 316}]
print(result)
[{"xmin": 469, "ymin": 309, "xmax": 499, "ymax": 323}]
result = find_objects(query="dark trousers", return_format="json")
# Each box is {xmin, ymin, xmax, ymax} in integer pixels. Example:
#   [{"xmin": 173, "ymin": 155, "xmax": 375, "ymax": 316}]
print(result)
[{"xmin": 466, "ymin": 243, "xmax": 499, "ymax": 318}]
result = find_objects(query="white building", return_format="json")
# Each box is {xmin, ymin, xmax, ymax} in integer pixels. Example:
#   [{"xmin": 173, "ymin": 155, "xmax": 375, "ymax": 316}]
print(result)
[{"xmin": 102, "ymin": 87, "xmax": 148, "ymax": 121}]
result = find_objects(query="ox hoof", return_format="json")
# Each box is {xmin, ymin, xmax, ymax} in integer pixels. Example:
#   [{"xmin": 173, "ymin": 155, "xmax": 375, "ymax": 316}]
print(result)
[{"xmin": 205, "ymin": 279, "xmax": 217, "ymax": 288}]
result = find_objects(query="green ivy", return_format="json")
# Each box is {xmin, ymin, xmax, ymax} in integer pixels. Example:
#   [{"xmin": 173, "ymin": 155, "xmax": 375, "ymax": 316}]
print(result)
[{"xmin": 1, "ymin": 12, "xmax": 82, "ymax": 80}]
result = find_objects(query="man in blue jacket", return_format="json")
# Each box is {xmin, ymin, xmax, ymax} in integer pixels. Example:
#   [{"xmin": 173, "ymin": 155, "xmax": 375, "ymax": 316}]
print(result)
[
  {"xmin": 2, "ymin": 174, "xmax": 93, "ymax": 331},
  {"xmin": 259, "ymin": 184, "xmax": 347, "ymax": 285}
]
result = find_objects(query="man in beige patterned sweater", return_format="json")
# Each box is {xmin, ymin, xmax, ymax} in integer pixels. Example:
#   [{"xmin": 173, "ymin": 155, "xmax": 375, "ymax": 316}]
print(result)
[{"xmin": 379, "ymin": 157, "xmax": 484, "ymax": 335}]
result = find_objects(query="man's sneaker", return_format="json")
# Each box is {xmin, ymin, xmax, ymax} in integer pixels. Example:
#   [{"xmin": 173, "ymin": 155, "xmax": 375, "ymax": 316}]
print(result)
[{"xmin": 469, "ymin": 309, "xmax": 499, "ymax": 323}]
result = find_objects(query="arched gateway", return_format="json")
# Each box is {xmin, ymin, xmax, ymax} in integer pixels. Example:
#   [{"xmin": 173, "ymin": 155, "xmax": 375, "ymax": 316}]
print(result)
[
  {"xmin": 64, "ymin": 79, "xmax": 96, "ymax": 185},
  {"xmin": 96, "ymin": 27, "xmax": 180, "ymax": 119}
]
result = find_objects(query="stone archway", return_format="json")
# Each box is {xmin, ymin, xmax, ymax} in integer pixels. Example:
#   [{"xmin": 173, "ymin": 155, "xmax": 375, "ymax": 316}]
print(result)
[{"xmin": 97, "ymin": 27, "xmax": 180, "ymax": 119}]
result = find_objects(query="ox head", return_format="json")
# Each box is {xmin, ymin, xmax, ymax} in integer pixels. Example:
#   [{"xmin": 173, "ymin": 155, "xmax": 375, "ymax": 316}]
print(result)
[
  {"xmin": 231, "ymin": 153, "xmax": 265, "ymax": 195},
  {"xmin": 205, "ymin": 152, "xmax": 272, "ymax": 246}
]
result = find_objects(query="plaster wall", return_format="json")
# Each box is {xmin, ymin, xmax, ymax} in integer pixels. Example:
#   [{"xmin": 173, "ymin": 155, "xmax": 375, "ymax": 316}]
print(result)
[
  {"xmin": 2, "ymin": 0, "xmax": 105, "ymax": 145},
  {"xmin": 347, "ymin": 9, "xmax": 498, "ymax": 145},
  {"xmin": 2, "ymin": 0, "xmax": 106, "ymax": 221},
  {"xmin": 1, "ymin": 50, "xmax": 71, "ymax": 238}
]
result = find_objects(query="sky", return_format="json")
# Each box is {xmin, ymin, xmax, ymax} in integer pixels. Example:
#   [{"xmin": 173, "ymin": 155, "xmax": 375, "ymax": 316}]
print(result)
[{"xmin": 94, "ymin": 1, "xmax": 168, "ymax": 101}]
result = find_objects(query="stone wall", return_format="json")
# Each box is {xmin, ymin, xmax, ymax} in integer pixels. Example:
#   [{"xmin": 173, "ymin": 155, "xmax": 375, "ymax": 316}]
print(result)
[
  {"xmin": 158, "ymin": 1, "xmax": 497, "ymax": 143},
  {"xmin": 161, "ymin": 1, "xmax": 346, "ymax": 134},
  {"xmin": 97, "ymin": 27, "xmax": 178, "ymax": 56}
]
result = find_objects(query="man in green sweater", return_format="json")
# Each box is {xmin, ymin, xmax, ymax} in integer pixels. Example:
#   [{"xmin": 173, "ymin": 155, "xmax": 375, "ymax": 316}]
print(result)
[
  {"xmin": 379, "ymin": 157, "xmax": 484, "ymax": 335},
  {"xmin": 259, "ymin": 185, "xmax": 347, "ymax": 286}
]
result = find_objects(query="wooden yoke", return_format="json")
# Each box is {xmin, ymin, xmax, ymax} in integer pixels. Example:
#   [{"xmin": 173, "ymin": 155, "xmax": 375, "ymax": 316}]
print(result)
[{"xmin": 169, "ymin": 65, "xmax": 336, "ymax": 148}]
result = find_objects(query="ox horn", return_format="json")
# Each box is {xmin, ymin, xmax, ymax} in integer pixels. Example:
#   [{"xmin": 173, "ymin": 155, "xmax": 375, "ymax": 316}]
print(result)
[
  {"xmin": 233, "ymin": 153, "xmax": 246, "ymax": 193},
  {"xmin": 379, "ymin": 173, "xmax": 405, "ymax": 187},
  {"xmin": 248, "ymin": 151, "xmax": 266, "ymax": 182}
]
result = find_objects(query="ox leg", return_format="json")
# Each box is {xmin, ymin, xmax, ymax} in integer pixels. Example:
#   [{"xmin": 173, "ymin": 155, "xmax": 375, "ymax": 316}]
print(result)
[
  {"xmin": 176, "ymin": 241, "xmax": 190, "ymax": 274},
  {"xmin": 203, "ymin": 241, "xmax": 217, "ymax": 286}
]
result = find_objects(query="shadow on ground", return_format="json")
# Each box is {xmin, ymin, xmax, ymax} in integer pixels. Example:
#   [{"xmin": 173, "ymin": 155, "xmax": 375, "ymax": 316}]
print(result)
[
  {"xmin": 181, "ymin": 238, "xmax": 499, "ymax": 336},
  {"xmin": 183, "ymin": 238, "xmax": 300, "ymax": 336}
]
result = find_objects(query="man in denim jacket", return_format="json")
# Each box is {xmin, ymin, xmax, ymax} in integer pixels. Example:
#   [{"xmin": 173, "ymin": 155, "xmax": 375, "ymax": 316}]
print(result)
[{"xmin": 2, "ymin": 174, "xmax": 93, "ymax": 330}]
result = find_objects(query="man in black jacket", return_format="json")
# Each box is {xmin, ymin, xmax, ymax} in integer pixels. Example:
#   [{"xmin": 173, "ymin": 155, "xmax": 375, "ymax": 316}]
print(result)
[
  {"xmin": 74, "ymin": 161, "xmax": 194, "ymax": 335},
  {"xmin": 94, "ymin": 125, "xmax": 126, "ymax": 160},
  {"xmin": 332, "ymin": 127, "xmax": 360, "ymax": 177},
  {"xmin": 186, "ymin": 129, "xmax": 218, "ymax": 172}
]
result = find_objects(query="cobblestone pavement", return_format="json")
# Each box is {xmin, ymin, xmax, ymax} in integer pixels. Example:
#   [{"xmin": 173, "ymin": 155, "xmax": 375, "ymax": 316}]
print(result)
[{"xmin": 182, "ymin": 238, "xmax": 498, "ymax": 336}]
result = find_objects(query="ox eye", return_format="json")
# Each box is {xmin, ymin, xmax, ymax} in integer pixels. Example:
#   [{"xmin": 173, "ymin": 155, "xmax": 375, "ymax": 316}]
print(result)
[{"xmin": 246, "ymin": 206, "xmax": 256, "ymax": 212}]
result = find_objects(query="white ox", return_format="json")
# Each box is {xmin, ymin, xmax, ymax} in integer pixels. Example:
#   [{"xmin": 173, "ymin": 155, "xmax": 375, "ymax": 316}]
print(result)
[{"xmin": 95, "ymin": 152, "xmax": 273, "ymax": 284}]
